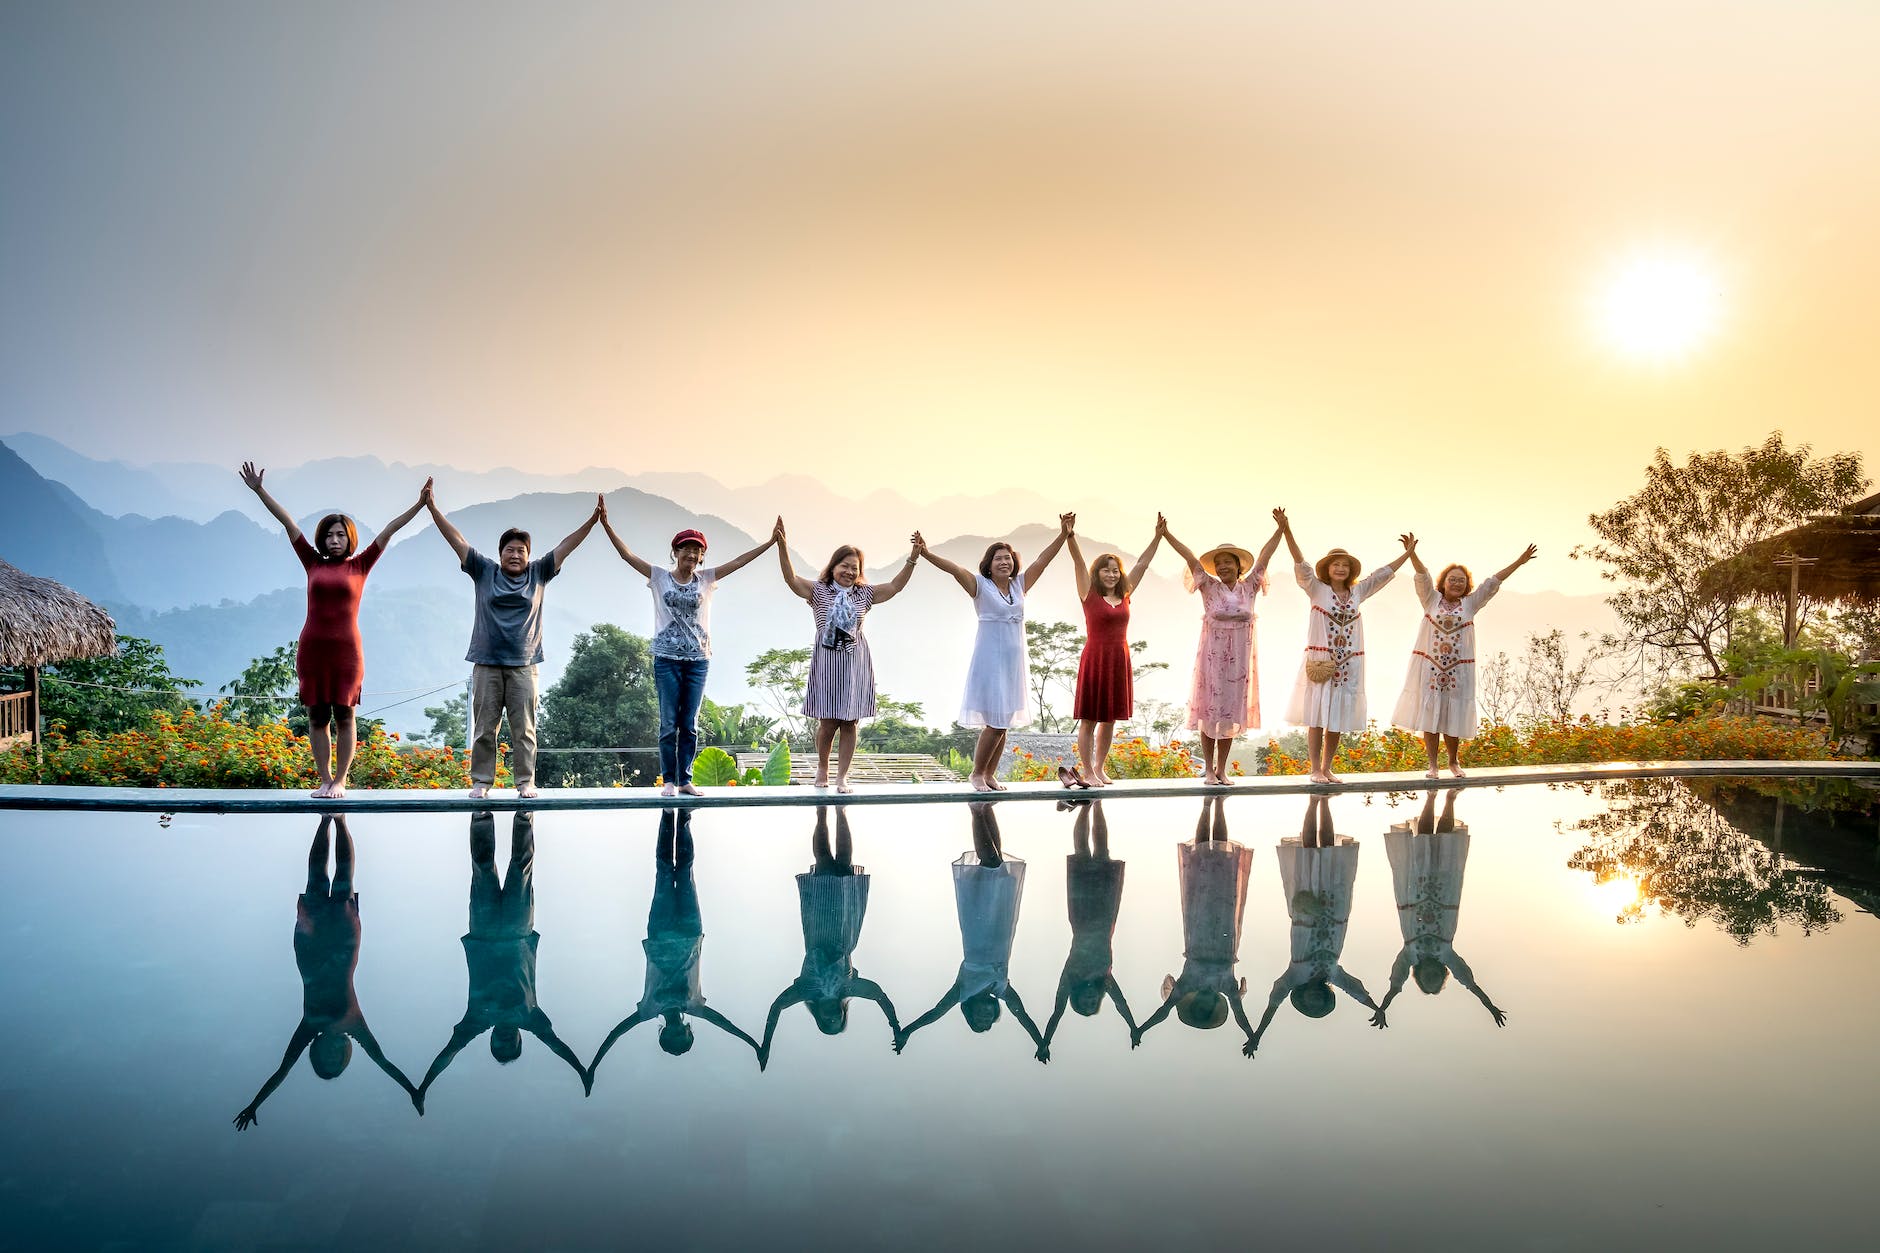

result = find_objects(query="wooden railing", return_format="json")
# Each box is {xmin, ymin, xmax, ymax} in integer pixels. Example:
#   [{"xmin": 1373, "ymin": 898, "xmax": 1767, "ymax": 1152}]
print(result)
[{"xmin": 0, "ymin": 690, "xmax": 32, "ymax": 749}]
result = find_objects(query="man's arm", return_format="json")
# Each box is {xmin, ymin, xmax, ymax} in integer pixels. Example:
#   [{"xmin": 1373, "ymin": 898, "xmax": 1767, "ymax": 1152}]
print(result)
[
  {"xmin": 427, "ymin": 496, "xmax": 472, "ymax": 564},
  {"xmin": 549, "ymin": 495, "xmax": 605, "ymax": 569},
  {"xmin": 234, "ymin": 1022, "xmax": 318, "ymax": 1129}
]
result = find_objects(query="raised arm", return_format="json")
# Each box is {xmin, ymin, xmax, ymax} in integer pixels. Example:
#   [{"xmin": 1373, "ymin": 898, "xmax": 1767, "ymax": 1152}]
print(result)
[
  {"xmin": 350, "ymin": 1020, "xmax": 418, "ymax": 1098},
  {"xmin": 774, "ymin": 519, "xmax": 815, "ymax": 601},
  {"xmin": 1069, "ymin": 532, "xmax": 1090, "ymax": 600},
  {"xmin": 524, "ymin": 1009, "xmax": 592, "ymax": 1088},
  {"xmin": 1404, "ymin": 532, "xmax": 1429, "ymax": 579},
  {"xmin": 587, "ymin": 1010, "xmax": 649, "ymax": 1081},
  {"xmin": 1124, "ymin": 523, "xmax": 1164, "ymax": 594},
  {"xmin": 1274, "ymin": 508, "xmax": 1306, "ymax": 568},
  {"xmin": 1246, "ymin": 977, "xmax": 1291, "ymax": 1055},
  {"xmin": 1373, "ymin": 946, "xmax": 1414, "ymax": 1027},
  {"xmin": 233, "ymin": 1021, "xmax": 318, "ymax": 1129},
  {"xmin": 692, "ymin": 1004, "xmax": 761, "ymax": 1054},
  {"xmin": 1131, "ymin": 984, "xmax": 1180, "ymax": 1046},
  {"xmin": 894, "ymin": 982, "xmax": 963, "ymax": 1052},
  {"xmin": 371, "ymin": 477, "xmax": 432, "ymax": 554},
  {"xmin": 1160, "ymin": 516, "xmax": 1204, "ymax": 579},
  {"xmin": 416, "ymin": 1020, "xmax": 482, "ymax": 1098},
  {"xmin": 870, "ymin": 535, "xmax": 922, "ymax": 605},
  {"xmin": 598, "ymin": 499, "xmax": 654, "ymax": 578},
  {"xmin": 915, "ymin": 534, "xmax": 978, "ymax": 596},
  {"xmin": 1230, "ymin": 991, "xmax": 1259, "ymax": 1054},
  {"xmin": 758, "ymin": 985, "xmax": 810, "ymax": 1068},
  {"xmin": 549, "ymin": 495, "xmax": 604, "ymax": 569},
  {"xmin": 1003, "ymin": 988, "xmax": 1050, "ymax": 1063},
  {"xmin": 1020, "ymin": 513, "xmax": 1075, "ymax": 590},
  {"xmin": 1492, "ymin": 544, "xmax": 1538, "ymax": 586},
  {"xmin": 707, "ymin": 521, "xmax": 779, "ymax": 580},
  {"xmin": 1106, "ymin": 979, "xmax": 1140, "ymax": 1034},
  {"xmin": 426, "ymin": 494, "xmax": 472, "ymax": 564},
  {"xmin": 238, "ymin": 462, "xmax": 303, "ymax": 545},
  {"xmin": 1253, "ymin": 522, "xmax": 1284, "ymax": 577},
  {"xmin": 1353, "ymin": 533, "xmax": 1414, "ymax": 601}
]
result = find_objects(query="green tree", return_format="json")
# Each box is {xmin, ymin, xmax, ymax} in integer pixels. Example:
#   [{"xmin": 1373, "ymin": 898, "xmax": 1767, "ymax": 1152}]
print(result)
[
  {"xmin": 1025, "ymin": 620, "xmax": 1085, "ymax": 732},
  {"xmin": 1574, "ymin": 434, "xmax": 1867, "ymax": 680},
  {"xmin": 37, "ymin": 635, "xmax": 199, "ymax": 736},
  {"xmin": 415, "ymin": 691, "xmax": 468, "ymax": 750},
  {"xmin": 697, "ymin": 698, "xmax": 779, "ymax": 747},
  {"xmin": 221, "ymin": 643, "xmax": 298, "ymax": 727},
  {"xmin": 536, "ymin": 624, "xmax": 658, "ymax": 786},
  {"xmin": 746, "ymin": 647, "xmax": 812, "ymax": 742}
]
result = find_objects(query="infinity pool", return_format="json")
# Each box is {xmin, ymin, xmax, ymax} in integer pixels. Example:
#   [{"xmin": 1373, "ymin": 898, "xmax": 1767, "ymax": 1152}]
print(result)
[{"xmin": 2, "ymin": 777, "xmax": 1876, "ymax": 1250}]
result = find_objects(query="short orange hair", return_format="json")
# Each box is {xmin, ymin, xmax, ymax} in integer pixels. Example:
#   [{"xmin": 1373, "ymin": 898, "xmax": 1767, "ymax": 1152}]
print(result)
[
  {"xmin": 1435, "ymin": 563, "xmax": 1473, "ymax": 597},
  {"xmin": 313, "ymin": 514, "xmax": 358, "ymax": 560}
]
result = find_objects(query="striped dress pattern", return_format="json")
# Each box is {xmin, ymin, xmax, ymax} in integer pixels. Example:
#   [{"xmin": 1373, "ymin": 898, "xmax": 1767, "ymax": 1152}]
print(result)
[{"xmin": 802, "ymin": 581, "xmax": 879, "ymax": 721}]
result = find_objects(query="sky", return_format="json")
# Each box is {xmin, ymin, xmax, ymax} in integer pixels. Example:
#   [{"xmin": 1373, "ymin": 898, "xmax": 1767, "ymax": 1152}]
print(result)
[{"xmin": 4, "ymin": 1, "xmax": 1878, "ymax": 594}]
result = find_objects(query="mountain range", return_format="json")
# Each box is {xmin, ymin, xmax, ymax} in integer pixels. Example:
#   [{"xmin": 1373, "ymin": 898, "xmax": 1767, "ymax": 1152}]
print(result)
[{"xmin": 0, "ymin": 434, "xmax": 1622, "ymax": 733}]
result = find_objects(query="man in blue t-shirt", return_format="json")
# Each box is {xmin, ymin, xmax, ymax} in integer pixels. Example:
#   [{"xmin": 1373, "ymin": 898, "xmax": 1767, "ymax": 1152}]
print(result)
[{"xmin": 424, "ymin": 486, "xmax": 603, "ymax": 798}]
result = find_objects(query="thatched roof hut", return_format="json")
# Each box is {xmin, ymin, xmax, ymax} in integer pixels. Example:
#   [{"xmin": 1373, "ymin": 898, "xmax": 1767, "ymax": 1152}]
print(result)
[
  {"xmin": 0, "ymin": 558, "xmax": 117, "ymax": 667},
  {"xmin": 1731, "ymin": 490, "xmax": 1880, "ymax": 608}
]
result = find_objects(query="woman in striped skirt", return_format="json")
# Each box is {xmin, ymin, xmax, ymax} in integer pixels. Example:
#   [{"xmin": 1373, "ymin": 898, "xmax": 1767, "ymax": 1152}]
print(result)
[{"xmin": 774, "ymin": 520, "xmax": 921, "ymax": 792}]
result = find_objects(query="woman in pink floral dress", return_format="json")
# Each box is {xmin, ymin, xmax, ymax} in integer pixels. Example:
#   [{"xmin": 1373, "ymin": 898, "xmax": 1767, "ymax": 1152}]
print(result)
[{"xmin": 1161, "ymin": 513, "xmax": 1285, "ymax": 786}]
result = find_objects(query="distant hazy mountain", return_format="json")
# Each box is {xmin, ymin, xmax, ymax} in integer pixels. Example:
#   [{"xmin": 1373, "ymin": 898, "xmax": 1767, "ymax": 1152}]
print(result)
[
  {"xmin": 0, "ymin": 441, "xmax": 125, "ymax": 601},
  {"xmin": 3, "ymin": 432, "xmax": 241, "ymax": 524}
]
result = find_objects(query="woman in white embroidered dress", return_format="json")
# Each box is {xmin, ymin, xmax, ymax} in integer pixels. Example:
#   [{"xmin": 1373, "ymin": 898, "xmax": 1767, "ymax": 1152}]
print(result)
[
  {"xmin": 1372, "ymin": 790, "xmax": 1507, "ymax": 1030},
  {"xmin": 1391, "ymin": 543, "xmax": 1538, "ymax": 777},
  {"xmin": 916, "ymin": 514, "xmax": 1074, "ymax": 792},
  {"xmin": 1277, "ymin": 510, "xmax": 1416, "ymax": 783},
  {"xmin": 773, "ymin": 520, "xmax": 921, "ymax": 792}
]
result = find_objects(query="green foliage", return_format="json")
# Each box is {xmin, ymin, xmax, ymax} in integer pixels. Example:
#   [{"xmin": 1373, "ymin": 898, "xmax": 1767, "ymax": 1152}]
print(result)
[
  {"xmin": 1729, "ymin": 646, "xmax": 1880, "ymax": 746},
  {"xmin": 415, "ymin": 691, "xmax": 468, "ymax": 750},
  {"xmin": 1642, "ymin": 680, "xmax": 1727, "ymax": 723},
  {"xmin": 220, "ymin": 643, "xmax": 299, "ymax": 727},
  {"xmin": 1574, "ymin": 433, "xmax": 1868, "ymax": 679},
  {"xmin": 762, "ymin": 738, "xmax": 792, "ymax": 785},
  {"xmin": 34, "ymin": 635, "xmax": 199, "ymax": 736},
  {"xmin": 1024, "ymin": 619, "xmax": 1084, "ymax": 732},
  {"xmin": 698, "ymin": 698, "xmax": 779, "ymax": 747},
  {"xmin": 941, "ymin": 748, "xmax": 975, "ymax": 780},
  {"xmin": 746, "ymin": 647, "xmax": 812, "ymax": 741},
  {"xmin": 691, "ymin": 745, "xmax": 738, "ymax": 786},
  {"xmin": 536, "ymin": 624, "xmax": 658, "ymax": 786},
  {"xmin": 739, "ymin": 766, "xmax": 764, "ymax": 785}
]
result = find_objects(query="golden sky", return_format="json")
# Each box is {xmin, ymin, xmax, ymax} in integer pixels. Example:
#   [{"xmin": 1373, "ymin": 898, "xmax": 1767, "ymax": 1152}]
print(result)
[{"xmin": 4, "ymin": 2, "xmax": 1878, "ymax": 592}]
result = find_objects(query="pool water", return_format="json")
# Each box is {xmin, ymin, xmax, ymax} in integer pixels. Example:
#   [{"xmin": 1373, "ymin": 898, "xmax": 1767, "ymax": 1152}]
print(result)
[{"xmin": 2, "ymin": 777, "xmax": 1876, "ymax": 1251}]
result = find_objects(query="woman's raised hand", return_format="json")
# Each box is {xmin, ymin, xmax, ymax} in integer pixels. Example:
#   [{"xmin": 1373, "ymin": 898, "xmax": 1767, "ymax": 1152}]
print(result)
[
  {"xmin": 1399, "ymin": 532, "xmax": 1418, "ymax": 553},
  {"xmin": 910, "ymin": 530, "xmax": 925, "ymax": 553},
  {"xmin": 773, "ymin": 516, "xmax": 786, "ymax": 544},
  {"xmin": 1518, "ymin": 543, "xmax": 1538, "ymax": 565},
  {"xmin": 238, "ymin": 461, "xmax": 265, "ymax": 492},
  {"xmin": 1272, "ymin": 506, "xmax": 1289, "ymax": 530},
  {"xmin": 417, "ymin": 476, "xmax": 435, "ymax": 507},
  {"xmin": 1059, "ymin": 512, "xmax": 1076, "ymax": 537},
  {"xmin": 1155, "ymin": 512, "xmax": 1168, "ymax": 537},
  {"xmin": 593, "ymin": 493, "xmax": 607, "ymax": 522}
]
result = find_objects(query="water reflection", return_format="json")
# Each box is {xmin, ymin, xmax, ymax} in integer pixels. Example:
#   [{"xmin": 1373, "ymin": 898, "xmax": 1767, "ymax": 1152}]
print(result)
[
  {"xmin": 1042, "ymin": 799, "xmax": 1138, "ymax": 1050},
  {"xmin": 419, "ymin": 811, "xmax": 588, "ymax": 1106},
  {"xmin": 1567, "ymin": 779, "xmax": 1845, "ymax": 942},
  {"xmin": 1247, "ymin": 797, "xmax": 1380, "ymax": 1053},
  {"xmin": 1135, "ymin": 796, "xmax": 1258, "ymax": 1053},
  {"xmin": 758, "ymin": 806, "xmax": 899, "ymax": 1069},
  {"xmin": 897, "ymin": 802, "xmax": 1050, "ymax": 1061},
  {"xmin": 591, "ymin": 808, "xmax": 760, "ymax": 1074},
  {"xmin": 1376, "ymin": 790, "xmax": 1507, "ymax": 1028},
  {"xmin": 235, "ymin": 815, "xmax": 419, "ymax": 1129}
]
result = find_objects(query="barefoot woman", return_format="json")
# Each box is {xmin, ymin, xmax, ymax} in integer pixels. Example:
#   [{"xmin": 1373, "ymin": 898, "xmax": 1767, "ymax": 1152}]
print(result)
[{"xmin": 1064, "ymin": 520, "xmax": 1163, "ymax": 786}]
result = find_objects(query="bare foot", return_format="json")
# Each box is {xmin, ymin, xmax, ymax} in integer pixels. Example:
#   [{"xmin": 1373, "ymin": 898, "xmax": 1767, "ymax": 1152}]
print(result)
[
  {"xmin": 310, "ymin": 781, "xmax": 331, "ymax": 798},
  {"xmin": 1218, "ymin": 775, "xmax": 1237, "ymax": 786},
  {"xmin": 660, "ymin": 782, "xmax": 677, "ymax": 797},
  {"xmin": 1324, "ymin": 771, "xmax": 1344, "ymax": 785},
  {"xmin": 971, "ymin": 776, "xmax": 994, "ymax": 793},
  {"xmin": 1448, "ymin": 765, "xmax": 1466, "ymax": 778},
  {"xmin": 835, "ymin": 783, "xmax": 854, "ymax": 795},
  {"xmin": 1096, "ymin": 773, "xmax": 1115, "ymax": 786},
  {"xmin": 517, "ymin": 783, "xmax": 538, "ymax": 799},
  {"xmin": 1308, "ymin": 771, "xmax": 1329, "ymax": 784},
  {"xmin": 678, "ymin": 783, "xmax": 702, "ymax": 796},
  {"xmin": 1424, "ymin": 768, "xmax": 1440, "ymax": 779},
  {"xmin": 988, "ymin": 778, "xmax": 1008, "ymax": 791},
  {"xmin": 469, "ymin": 784, "xmax": 490, "ymax": 800},
  {"xmin": 812, "ymin": 775, "xmax": 829, "ymax": 789},
  {"xmin": 328, "ymin": 783, "xmax": 347, "ymax": 800}
]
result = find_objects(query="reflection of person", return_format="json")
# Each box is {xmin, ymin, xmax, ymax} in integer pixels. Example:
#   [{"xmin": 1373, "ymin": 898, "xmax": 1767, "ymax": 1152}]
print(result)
[
  {"xmin": 1133, "ymin": 797, "xmax": 1256, "ymax": 1053},
  {"xmin": 590, "ymin": 809, "xmax": 759, "ymax": 1073},
  {"xmin": 1042, "ymin": 800, "xmax": 1137, "ymax": 1049},
  {"xmin": 896, "ymin": 803, "xmax": 1048, "ymax": 1059},
  {"xmin": 1373, "ymin": 790, "xmax": 1507, "ymax": 1028},
  {"xmin": 758, "ymin": 807, "xmax": 899, "ymax": 1067},
  {"xmin": 417, "ymin": 812, "xmax": 587, "ymax": 1105},
  {"xmin": 234, "ymin": 816, "xmax": 417, "ymax": 1129},
  {"xmin": 1247, "ymin": 797, "xmax": 1379, "ymax": 1055}
]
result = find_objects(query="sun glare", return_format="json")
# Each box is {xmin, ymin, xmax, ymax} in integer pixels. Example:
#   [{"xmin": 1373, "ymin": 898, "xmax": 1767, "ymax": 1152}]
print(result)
[{"xmin": 1591, "ymin": 247, "xmax": 1724, "ymax": 364}]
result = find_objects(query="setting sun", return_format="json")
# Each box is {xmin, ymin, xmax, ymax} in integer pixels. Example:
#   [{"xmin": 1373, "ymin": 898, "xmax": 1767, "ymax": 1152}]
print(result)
[{"xmin": 1592, "ymin": 247, "xmax": 1725, "ymax": 364}]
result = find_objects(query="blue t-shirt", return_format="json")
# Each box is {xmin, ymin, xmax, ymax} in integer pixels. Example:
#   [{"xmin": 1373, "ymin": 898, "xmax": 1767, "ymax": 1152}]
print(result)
[{"xmin": 462, "ymin": 549, "xmax": 558, "ymax": 666}]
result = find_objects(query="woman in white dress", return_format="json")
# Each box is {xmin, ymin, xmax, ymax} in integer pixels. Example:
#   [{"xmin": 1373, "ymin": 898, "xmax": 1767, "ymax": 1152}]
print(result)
[
  {"xmin": 916, "ymin": 514, "xmax": 1075, "ymax": 792},
  {"xmin": 896, "ymin": 804, "xmax": 1049, "ymax": 1061},
  {"xmin": 1247, "ymin": 797, "xmax": 1380, "ymax": 1055},
  {"xmin": 1277, "ymin": 510, "xmax": 1416, "ymax": 784},
  {"xmin": 1391, "ymin": 543, "xmax": 1538, "ymax": 777},
  {"xmin": 1133, "ymin": 796, "xmax": 1258, "ymax": 1055},
  {"xmin": 1372, "ymin": 790, "xmax": 1507, "ymax": 1029}
]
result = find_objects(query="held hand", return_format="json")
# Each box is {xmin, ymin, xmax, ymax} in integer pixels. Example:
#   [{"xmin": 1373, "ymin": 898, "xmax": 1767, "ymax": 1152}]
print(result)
[
  {"xmin": 1129, "ymin": 1028, "xmax": 1143, "ymax": 1050},
  {"xmin": 593, "ymin": 493, "xmax": 606, "ymax": 521},
  {"xmin": 1518, "ymin": 544, "xmax": 1538, "ymax": 565},
  {"xmin": 1489, "ymin": 1005, "xmax": 1508, "ymax": 1028},
  {"xmin": 773, "ymin": 517, "xmax": 786, "ymax": 545},
  {"xmin": 418, "ymin": 476, "xmax": 435, "ymax": 508},
  {"xmin": 238, "ymin": 461, "xmax": 265, "ymax": 493},
  {"xmin": 1155, "ymin": 512, "xmax": 1168, "ymax": 538},
  {"xmin": 1272, "ymin": 506, "xmax": 1289, "ymax": 531},
  {"xmin": 757, "ymin": 1044, "xmax": 771, "ymax": 1072},
  {"xmin": 1369, "ymin": 1009, "xmax": 1389, "ymax": 1029},
  {"xmin": 411, "ymin": 1089, "xmax": 426, "ymax": 1115},
  {"xmin": 911, "ymin": 531, "xmax": 928, "ymax": 556},
  {"xmin": 1034, "ymin": 1044, "xmax": 1050, "ymax": 1065},
  {"xmin": 1059, "ymin": 512, "xmax": 1076, "ymax": 537},
  {"xmin": 892, "ymin": 1030, "xmax": 908, "ymax": 1055},
  {"xmin": 1241, "ymin": 1039, "xmax": 1258, "ymax": 1059},
  {"xmin": 234, "ymin": 1106, "xmax": 258, "ymax": 1130},
  {"xmin": 1399, "ymin": 532, "xmax": 1418, "ymax": 554}
]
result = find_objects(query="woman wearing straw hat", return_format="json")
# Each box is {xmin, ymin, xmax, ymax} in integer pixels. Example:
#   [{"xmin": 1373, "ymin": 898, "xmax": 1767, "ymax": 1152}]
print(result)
[
  {"xmin": 1277, "ymin": 511, "xmax": 1416, "ymax": 783},
  {"xmin": 1391, "ymin": 542, "xmax": 1538, "ymax": 778},
  {"xmin": 599, "ymin": 505, "xmax": 778, "ymax": 797},
  {"xmin": 1160, "ymin": 513, "xmax": 1285, "ymax": 786}
]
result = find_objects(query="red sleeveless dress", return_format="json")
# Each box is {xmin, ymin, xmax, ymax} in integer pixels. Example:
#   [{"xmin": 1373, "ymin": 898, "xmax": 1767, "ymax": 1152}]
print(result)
[
  {"xmin": 1074, "ymin": 591, "xmax": 1133, "ymax": 722},
  {"xmin": 293, "ymin": 534, "xmax": 381, "ymax": 707}
]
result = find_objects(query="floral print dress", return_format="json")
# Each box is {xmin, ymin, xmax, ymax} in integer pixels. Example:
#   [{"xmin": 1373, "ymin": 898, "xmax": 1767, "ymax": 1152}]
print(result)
[{"xmin": 1284, "ymin": 562, "xmax": 1397, "ymax": 733}]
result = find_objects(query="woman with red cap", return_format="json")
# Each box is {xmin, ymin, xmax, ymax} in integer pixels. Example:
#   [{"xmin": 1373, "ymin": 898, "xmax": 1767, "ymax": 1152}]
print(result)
[
  {"xmin": 1276, "ymin": 511, "xmax": 1416, "ymax": 784},
  {"xmin": 600, "ymin": 505, "xmax": 778, "ymax": 796}
]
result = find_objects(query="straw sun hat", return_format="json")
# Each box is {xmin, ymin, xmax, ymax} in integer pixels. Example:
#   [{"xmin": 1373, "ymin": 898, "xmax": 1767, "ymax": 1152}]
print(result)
[
  {"xmin": 1315, "ymin": 548, "xmax": 1362, "ymax": 584},
  {"xmin": 1197, "ymin": 543, "xmax": 1257, "ymax": 572}
]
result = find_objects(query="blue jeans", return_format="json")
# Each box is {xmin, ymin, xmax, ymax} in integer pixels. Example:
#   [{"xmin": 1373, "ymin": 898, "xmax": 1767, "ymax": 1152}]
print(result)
[{"xmin": 655, "ymin": 657, "xmax": 710, "ymax": 785}]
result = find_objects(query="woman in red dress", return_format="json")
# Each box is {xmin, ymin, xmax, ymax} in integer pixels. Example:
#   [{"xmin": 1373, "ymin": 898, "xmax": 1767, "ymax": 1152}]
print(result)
[
  {"xmin": 1063, "ymin": 518, "xmax": 1164, "ymax": 788},
  {"xmin": 241, "ymin": 463, "xmax": 431, "ymax": 797}
]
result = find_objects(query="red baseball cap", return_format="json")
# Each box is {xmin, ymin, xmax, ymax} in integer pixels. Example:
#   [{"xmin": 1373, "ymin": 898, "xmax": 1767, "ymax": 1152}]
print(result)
[{"xmin": 671, "ymin": 528, "xmax": 708, "ymax": 553}]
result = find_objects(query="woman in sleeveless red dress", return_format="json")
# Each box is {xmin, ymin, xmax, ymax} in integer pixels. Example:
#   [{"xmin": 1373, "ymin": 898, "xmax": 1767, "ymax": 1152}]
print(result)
[
  {"xmin": 241, "ymin": 463, "xmax": 431, "ymax": 798},
  {"xmin": 1065, "ymin": 520, "xmax": 1164, "ymax": 787}
]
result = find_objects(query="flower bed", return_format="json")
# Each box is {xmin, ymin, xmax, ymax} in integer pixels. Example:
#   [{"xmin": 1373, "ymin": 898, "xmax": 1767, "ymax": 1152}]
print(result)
[
  {"xmin": 0, "ymin": 707, "xmax": 504, "ymax": 789},
  {"xmin": 1006, "ymin": 739, "xmax": 1208, "ymax": 782}
]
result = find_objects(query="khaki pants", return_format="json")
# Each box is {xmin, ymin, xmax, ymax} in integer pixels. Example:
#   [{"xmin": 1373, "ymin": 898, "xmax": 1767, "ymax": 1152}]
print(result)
[{"xmin": 470, "ymin": 664, "xmax": 539, "ymax": 787}]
